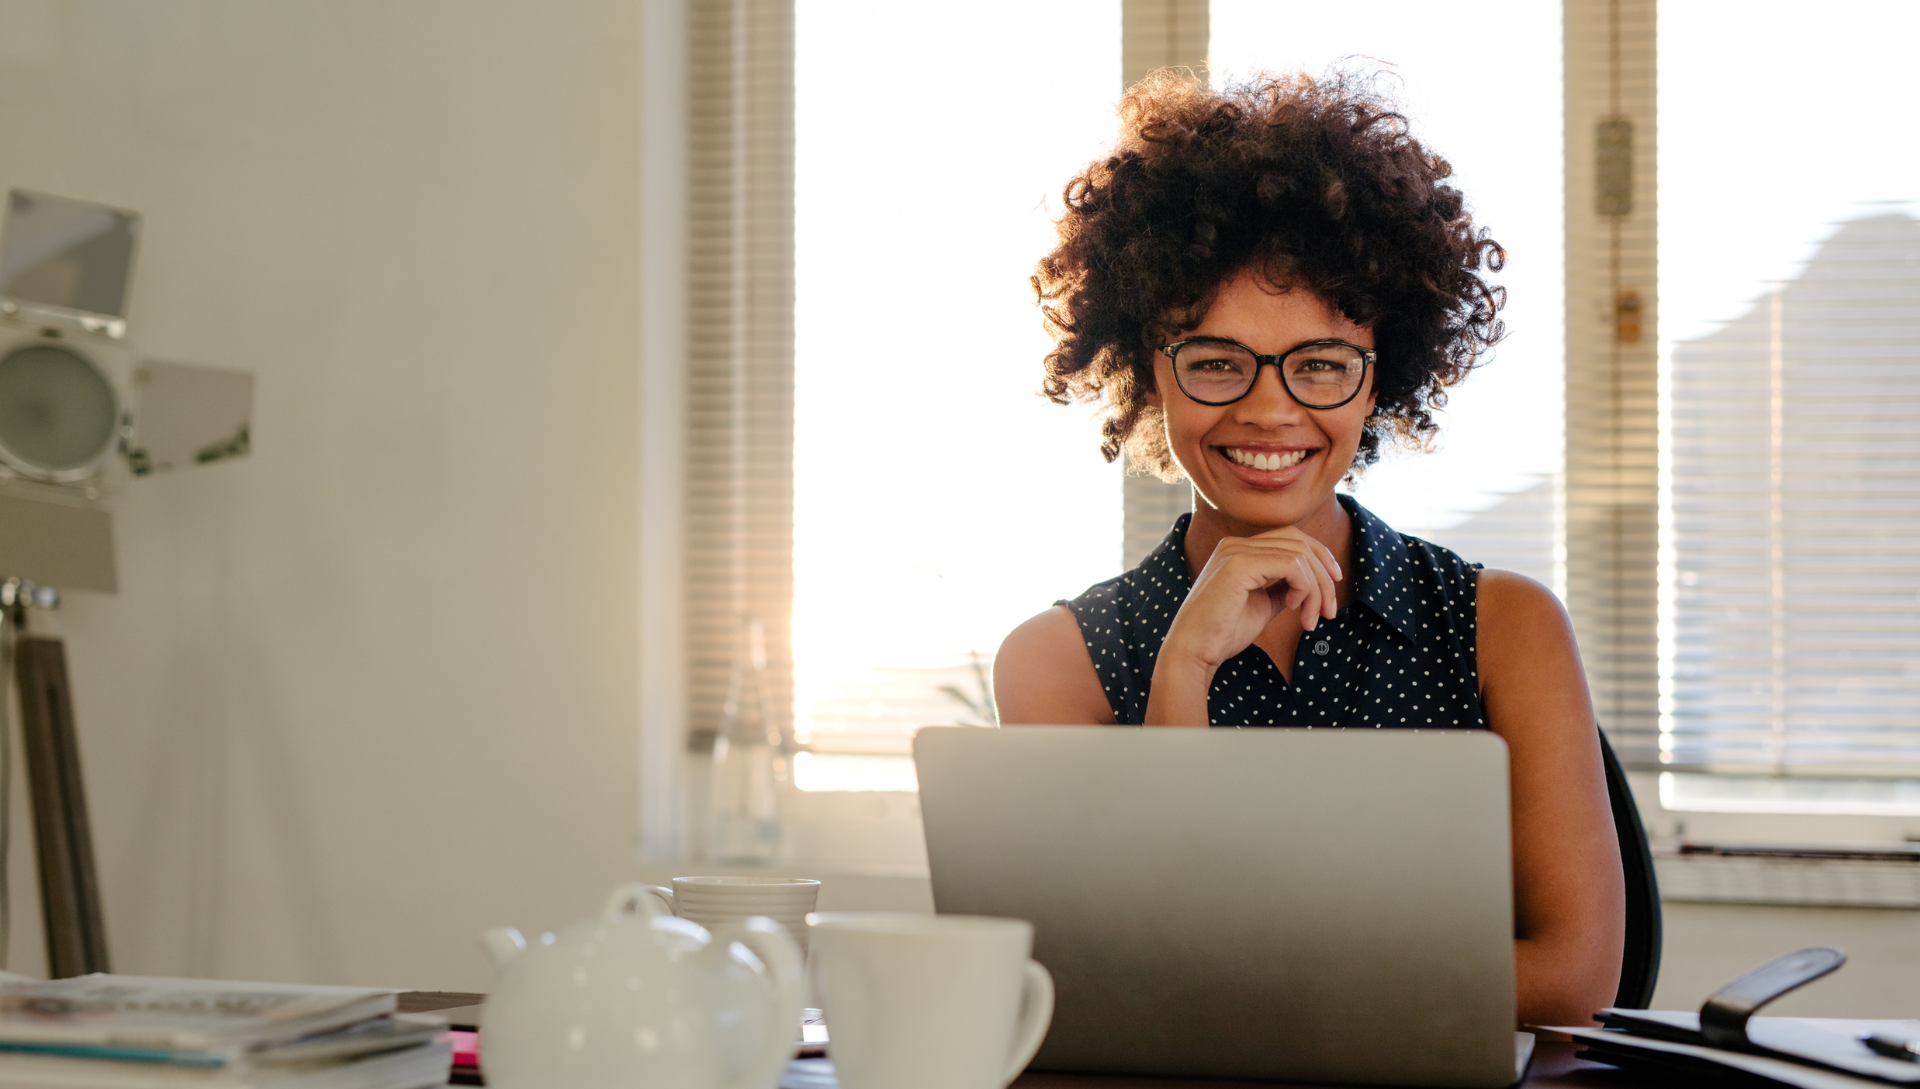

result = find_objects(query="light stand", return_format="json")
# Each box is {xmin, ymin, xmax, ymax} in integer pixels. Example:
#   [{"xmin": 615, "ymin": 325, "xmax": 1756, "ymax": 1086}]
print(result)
[
  {"xmin": 0, "ymin": 188, "xmax": 252, "ymax": 978},
  {"xmin": 1, "ymin": 578, "xmax": 108, "ymax": 977}
]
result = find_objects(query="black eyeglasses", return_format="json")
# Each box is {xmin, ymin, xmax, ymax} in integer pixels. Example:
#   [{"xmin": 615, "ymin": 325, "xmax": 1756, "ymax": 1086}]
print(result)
[{"xmin": 1160, "ymin": 336, "xmax": 1375, "ymax": 409}]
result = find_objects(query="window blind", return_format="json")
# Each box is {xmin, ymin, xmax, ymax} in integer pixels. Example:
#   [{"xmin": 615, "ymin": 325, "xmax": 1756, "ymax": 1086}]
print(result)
[
  {"xmin": 1118, "ymin": 0, "xmax": 1205, "ymax": 570},
  {"xmin": 686, "ymin": 0, "xmax": 795, "ymax": 749},
  {"xmin": 1664, "ymin": 213, "xmax": 1920, "ymax": 776},
  {"xmin": 1563, "ymin": 0, "xmax": 1660, "ymax": 765}
]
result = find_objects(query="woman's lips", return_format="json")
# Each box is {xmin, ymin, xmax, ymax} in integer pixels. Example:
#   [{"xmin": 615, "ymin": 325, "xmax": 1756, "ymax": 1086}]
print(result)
[{"xmin": 1214, "ymin": 444, "xmax": 1318, "ymax": 487}]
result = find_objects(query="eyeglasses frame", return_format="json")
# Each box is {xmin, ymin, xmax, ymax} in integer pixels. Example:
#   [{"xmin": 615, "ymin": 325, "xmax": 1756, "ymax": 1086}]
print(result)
[{"xmin": 1159, "ymin": 336, "xmax": 1377, "ymax": 410}]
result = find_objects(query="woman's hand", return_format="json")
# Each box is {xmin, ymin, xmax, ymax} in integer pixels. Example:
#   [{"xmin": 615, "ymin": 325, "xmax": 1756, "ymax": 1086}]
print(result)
[
  {"xmin": 1145, "ymin": 526, "xmax": 1343, "ymax": 726},
  {"xmin": 1168, "ymin": 526, "xmax": 1343, "ymax": 671}
]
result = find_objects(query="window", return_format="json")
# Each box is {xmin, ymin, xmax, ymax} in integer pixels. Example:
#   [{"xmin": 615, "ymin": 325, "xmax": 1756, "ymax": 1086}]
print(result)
[
  {"xmin": 1656, "ymin": 0, "xmax": 1920, "ymax": 801},
  {"xmin": 1209, "ymin": 1, "xmax": 1567, "ymax": 590},
  {"xmin": 791, "ymin": 1, "xmax": 1124, "ymax": 789},
  {"xmin": 791, "ymin": 2, "xmax": 1568, "ymax": 793}
]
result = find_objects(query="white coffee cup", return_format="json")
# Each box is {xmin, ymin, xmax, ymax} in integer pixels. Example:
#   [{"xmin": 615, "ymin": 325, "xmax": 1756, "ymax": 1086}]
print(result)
[
  {"xmin": 644, "ymin": 876, "xmax": 822, "ymax": 958},
  {"xmin": 808, "ymin": 912, "xmax": 1054, "ymax": 1089}
]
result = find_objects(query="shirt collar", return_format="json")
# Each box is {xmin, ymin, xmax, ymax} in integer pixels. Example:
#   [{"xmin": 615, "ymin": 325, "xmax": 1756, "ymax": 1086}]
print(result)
[{"xmin": 1339, "ymin": 493, "xmax": 1420, "ymax": 641}]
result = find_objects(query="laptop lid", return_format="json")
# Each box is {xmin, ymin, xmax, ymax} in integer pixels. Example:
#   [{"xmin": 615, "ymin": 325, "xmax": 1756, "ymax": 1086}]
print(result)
[{"xmin": 914, "ymin": 726, "xmax": 1518, "ymax": 1089}]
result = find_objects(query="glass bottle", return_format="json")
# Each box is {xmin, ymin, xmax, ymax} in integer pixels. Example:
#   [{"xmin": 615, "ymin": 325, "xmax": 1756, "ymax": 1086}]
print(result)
[{"xmin": 706, "ymin": 616, "xmax": 784, "ymax": 863}]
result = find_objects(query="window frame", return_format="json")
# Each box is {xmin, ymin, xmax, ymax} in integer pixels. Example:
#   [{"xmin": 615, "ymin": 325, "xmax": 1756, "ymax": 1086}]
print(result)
[{"xmin": 643, "ymin": 0, "xmax": 1918, "ymax": 866}]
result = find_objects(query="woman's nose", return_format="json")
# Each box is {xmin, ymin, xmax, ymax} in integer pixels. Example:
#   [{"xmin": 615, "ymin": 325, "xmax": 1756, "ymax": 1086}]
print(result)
[{"xmin": 1233, "ymin": 364, "xmax": 1308, "ymax": 423}]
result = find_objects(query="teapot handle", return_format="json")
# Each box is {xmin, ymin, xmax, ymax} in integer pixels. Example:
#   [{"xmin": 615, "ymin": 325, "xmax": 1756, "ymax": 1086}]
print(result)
[
  {"xmin": 602, "ymin": 882, "xmax": 670, "ymax": 921},
  {"xmin": 710, "ymin": 916, "xmax": 806, "ymax": 1089}
]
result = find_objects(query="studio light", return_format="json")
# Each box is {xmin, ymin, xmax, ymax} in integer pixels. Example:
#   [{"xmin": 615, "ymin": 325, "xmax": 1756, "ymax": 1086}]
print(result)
[{"xmin": 0, "ymin": 188, "xmax": 255, "ymax": 978}]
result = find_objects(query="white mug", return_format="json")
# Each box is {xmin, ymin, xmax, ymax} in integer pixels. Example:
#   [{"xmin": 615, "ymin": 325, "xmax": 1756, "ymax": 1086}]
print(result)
[
  {"xmin": 644, "ymin": 876, "xmax": 822, "ymax": 958},
  {"xmin": 808, "ymin": 912, "xmax": 1053, "ymax": 1089}
]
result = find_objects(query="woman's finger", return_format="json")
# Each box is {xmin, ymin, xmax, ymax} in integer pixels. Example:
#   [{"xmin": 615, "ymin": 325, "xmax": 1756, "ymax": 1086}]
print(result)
[
  {"xmin": 1268, "ymin": 545, "xmax": 1332, "ymax": 629},
  {"xmin": 1310, "ymin": 546, "xmax": 1339, "ymax": 620},
  {"xmin": 1294, "ymin": 554, "xmax": 1328, "ymax": 630},
  {"xmin": 1280, "ymin": 554, "xmax": 1314, "ymax": 630},
  {"xmin": 1277, "ymin": 583, "xmax": 1305, "ymax": 613},
  {"xmin": 1308, "ymin": 535, "xmax": 1344, "ymax": 584}
]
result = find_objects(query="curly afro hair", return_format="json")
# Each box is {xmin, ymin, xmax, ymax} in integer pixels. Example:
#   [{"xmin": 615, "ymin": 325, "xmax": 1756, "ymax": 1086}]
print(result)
[{"xmin": 1034, "ymin": 69, "xmax": 1506, "ymax": 480}]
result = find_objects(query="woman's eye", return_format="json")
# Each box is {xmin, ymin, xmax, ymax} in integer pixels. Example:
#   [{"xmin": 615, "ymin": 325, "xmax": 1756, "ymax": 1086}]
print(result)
[{"xmin": 1185, "ymin": 356, "xmax": 1245, "ymax": 373}]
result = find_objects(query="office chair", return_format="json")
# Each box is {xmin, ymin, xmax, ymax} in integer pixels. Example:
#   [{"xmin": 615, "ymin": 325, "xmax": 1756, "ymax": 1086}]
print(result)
[{"xmin": 1598, "ymin": 727, "xmax": 1662, "ymax": 1008}]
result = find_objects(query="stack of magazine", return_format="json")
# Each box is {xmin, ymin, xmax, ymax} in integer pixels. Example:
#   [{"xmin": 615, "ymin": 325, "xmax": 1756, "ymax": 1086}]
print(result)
[
  {"xmin": 1557, "ymin": 1010, "xmax": 1920, "ymax": 1089},
  {"xmin": 1549, "ymin": 948, "xmax": 1920, "ymax": 1089},
  {"xmin": 0, "ymin": 975, "xmax": 452, "ymax": 1088}
]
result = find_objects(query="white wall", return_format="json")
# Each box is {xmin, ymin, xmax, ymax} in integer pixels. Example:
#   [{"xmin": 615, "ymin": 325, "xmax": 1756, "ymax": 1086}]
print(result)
[
  {"xmin": 0, "ymin": 0, "xmax": 644, "ymax": 990},
  {"xmin": 1628, "ymin": 774, "xmax": 1920, "ymax": 1016},
  {"xmin": 1654, "ymin": 903, "xmax": 1920, "ymax": 1017}
]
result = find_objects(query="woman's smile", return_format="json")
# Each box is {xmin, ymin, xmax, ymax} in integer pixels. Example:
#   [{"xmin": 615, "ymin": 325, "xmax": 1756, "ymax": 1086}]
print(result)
[{"xmin": 1214, "ymin": 443, "xmax": 1316, "ymax": 485}]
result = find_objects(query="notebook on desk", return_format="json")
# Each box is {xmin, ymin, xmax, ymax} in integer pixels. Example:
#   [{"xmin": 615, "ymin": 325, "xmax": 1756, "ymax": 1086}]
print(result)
[{"xmin": 914, "ymin": 726, "xmax": 1531, "ymax": 1089}]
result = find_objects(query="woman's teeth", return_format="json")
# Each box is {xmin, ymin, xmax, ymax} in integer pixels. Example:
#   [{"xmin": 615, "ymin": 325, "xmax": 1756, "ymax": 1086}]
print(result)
[{"xmin": 1224, "ymin": 447, "xmax": 1308, "ymax": 471}]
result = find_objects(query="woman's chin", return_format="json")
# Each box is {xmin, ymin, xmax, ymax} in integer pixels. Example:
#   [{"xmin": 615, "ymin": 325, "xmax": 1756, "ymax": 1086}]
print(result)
[{"xmin": 1200, "ymin": 483, "xmax": 1338, "ymax": 532}]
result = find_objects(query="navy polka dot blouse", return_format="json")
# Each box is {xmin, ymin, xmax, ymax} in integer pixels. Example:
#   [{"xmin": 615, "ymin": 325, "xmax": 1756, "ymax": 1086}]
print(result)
[{"xmin": 1059, "ymin": 494, "xmax": 1488, "ymax": 729}]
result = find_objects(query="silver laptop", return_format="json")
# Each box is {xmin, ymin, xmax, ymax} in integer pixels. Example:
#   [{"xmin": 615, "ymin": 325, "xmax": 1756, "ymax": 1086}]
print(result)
[{"xmin": 913, "ymin": 726, "xmax": 1532, "ymax": 1088}]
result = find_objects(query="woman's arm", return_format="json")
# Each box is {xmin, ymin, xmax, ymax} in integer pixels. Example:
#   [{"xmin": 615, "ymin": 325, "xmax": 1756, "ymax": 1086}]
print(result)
[
  {"xmin": 1476, "ymin": 569, "xmax": 1625, "ymax": 1028},
  {"xmin": 993, "ymin": 606, "xmax": 1116, "ymax": 725}
]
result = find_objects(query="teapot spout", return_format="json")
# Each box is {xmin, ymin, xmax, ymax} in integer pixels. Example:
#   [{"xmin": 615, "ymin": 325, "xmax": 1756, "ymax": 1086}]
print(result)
[{"xmin": 480, "ymin": 926, "xmax": 528, "ymax": 969}]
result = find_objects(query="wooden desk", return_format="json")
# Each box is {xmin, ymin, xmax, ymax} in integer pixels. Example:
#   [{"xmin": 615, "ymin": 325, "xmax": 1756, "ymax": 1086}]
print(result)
[
  {"xmin": 401, "ymin": 994, "xmax": 1654, "ymax": 1089},
  {"xmin": 1010, "ymin": 1041, "xmax": 1652, "ymax": 1088}
]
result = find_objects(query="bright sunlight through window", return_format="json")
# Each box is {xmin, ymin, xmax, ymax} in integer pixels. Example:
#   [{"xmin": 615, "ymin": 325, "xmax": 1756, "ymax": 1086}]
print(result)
[{"xmin": 792, "ymin": 1, "xmax": 1124, "ymax": 787}]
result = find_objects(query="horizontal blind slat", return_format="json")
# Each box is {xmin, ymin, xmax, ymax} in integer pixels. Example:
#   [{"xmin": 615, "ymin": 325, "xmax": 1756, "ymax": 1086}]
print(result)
[{"xmin": 1666, "ymin": 211, "xmax": 1920, "ymax": 777}]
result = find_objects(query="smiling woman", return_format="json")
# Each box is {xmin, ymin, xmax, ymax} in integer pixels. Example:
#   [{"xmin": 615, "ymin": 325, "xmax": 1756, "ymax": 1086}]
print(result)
[{"xmin": 993, "ymin": 70, "xmax": 1625, "ymax": 1030}]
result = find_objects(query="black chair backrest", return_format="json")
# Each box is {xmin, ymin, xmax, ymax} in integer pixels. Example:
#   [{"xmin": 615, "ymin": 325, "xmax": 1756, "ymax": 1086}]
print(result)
[{"xmin": 1599, "ymin": 726, "xmax": 1662, "ymax": 1008}]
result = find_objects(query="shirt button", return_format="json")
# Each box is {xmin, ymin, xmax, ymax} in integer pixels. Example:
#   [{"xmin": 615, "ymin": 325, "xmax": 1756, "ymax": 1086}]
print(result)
[{"xmin": 1313, "ymin": 640, "xmax": 1331, "ymax": 656}]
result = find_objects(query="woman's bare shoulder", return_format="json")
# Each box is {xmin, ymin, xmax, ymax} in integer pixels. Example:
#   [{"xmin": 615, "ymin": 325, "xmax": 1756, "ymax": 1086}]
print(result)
[
  {"xmin": 992, "ymin": 606, "xmax": 1116, "ymax": 726},
  {"xmin": 1475, "ymin": 568, "xmax": 1576, "ymax": 647},
  {"xmin": 1473, "ymin": 567, "xmax": 1595, "ymax": 739}
]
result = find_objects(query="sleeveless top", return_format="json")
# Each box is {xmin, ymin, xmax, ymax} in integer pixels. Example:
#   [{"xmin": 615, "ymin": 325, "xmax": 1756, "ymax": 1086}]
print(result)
[{"xmin": 1060, "ymin": 494, "xmax": 1488, "ymax": 729}]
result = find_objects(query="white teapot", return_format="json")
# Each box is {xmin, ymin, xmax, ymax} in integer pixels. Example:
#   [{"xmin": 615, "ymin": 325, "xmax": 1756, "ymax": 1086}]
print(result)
[{"xmin": 480, "ymin": 882, "xmax": 805, "ymax": 1089}]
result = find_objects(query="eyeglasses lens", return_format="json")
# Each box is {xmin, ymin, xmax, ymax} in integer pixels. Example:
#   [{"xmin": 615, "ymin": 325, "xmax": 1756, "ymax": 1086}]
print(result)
[
  {"xmin": 1173, "ymin": 342, "xmax": 1259, "ymax": 403},
  {"xmin": 1173, "ymin": 342, "xmax": 1366, "ymax": 407},
  {"xmin": 1283, "ymin": 344, "xmax": 1367, "ymax": 407}
]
